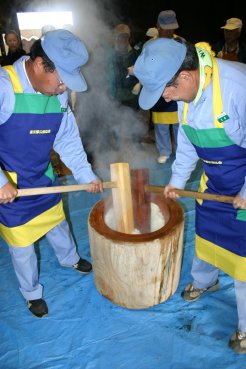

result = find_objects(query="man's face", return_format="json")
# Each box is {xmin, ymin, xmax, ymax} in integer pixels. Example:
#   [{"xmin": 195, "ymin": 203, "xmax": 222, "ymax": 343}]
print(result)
[
  {"xmin": 224, "ymin": 28, "xmax": 241, "ymax": 44},
  {"xmin": 115, "ymin": 33, "xmax": 130, "ymax": 52},
  {"xmin": 162, "ymin": 71, "xmax": 199, "ymax": 103},
  {"xmin": 39, "ymin": 71, "xmax": 67, "ymax": 96},
  {"xmin": 34, "ymin": 59, "xmax": 67, "ymax": 96},
  {"xmin": 5, "ymin": 33, "xmax": 21, "ymax": 52}
]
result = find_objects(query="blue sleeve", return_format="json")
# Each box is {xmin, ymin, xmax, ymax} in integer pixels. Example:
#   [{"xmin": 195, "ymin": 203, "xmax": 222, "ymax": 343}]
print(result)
[
  {"xmin": 169, "ymin": 125, "xmax": 199, "ymax": 189},
  {"xmin": 53, "ymin": 106, "xmax": 98, "ymax": 184},
  {"xmin": 0, "ymin": 67, "xmax": 15, "ymax": 124},
  {"xmin": 0, "ymin": 172, "xmax": 8, "ymax": 188},
  {"xmin": 240, "ymin": 181, "xmax": 246, "ymax": 200}
]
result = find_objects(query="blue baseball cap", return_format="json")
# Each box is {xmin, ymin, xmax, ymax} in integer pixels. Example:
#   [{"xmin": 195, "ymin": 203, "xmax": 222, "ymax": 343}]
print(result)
[
  {"xmin": 41, "ymin": 29, "xmax": 89, "ymax": 92},
  {"xmin": 134, "ymin": 38, "xmax": 187, "ymax": 109}
]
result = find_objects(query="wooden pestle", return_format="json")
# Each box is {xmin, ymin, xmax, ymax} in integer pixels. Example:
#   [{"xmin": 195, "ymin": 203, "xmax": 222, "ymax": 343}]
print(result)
[
  {"xmin": 131, "ymin": 168, "xmax": 151, "ymax": 233},
  {"xmin": 17, "ymin": 163, "xmax": 134, "ymax": 234},
  {"xmin": 110, "ymin": 162, "xmax": 134, "ymax": 234},
  {"xmin": 17, "ymin": 164, "xmax": 148, "ymax": 235},
  {"xmin": 16, "ymin": 173, "xmax": 234, "ymax": 205}
]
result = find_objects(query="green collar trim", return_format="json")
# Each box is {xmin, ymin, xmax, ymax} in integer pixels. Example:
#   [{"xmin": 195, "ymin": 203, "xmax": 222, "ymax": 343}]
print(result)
[{"xmin": 193, "ymin": 48, "xmax": 212, "ymax": 105}]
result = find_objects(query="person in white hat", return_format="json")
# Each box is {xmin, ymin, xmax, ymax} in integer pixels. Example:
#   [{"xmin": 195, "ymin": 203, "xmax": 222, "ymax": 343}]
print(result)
[
  {"xmin": 212, "ymin": 18, "xmax": 246, "ymax": 63},
  {"xmin": 146, "ymin": 27, "xmax": 159, "ymax": 38},
  {"xmin": 0, "ymin": 29, "xmax": 103, "ymax": 318},
  {"xmin": 134, "ymin": 37, "xmax": 246, "ymax": 354},
  {"xmin": 142, "ymin": 27, "xmax": 159, "ymax": 49}
]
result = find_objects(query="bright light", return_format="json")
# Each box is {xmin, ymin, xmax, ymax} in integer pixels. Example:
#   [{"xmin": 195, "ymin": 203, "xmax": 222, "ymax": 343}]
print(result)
[{"xmin": 17, "ymin": 11, "xmax": 73, "ymax": 30}]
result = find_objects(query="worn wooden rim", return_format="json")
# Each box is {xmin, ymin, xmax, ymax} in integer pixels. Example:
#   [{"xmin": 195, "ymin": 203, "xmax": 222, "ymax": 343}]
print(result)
[{"xmin": 89, "ymin": 194, "xmax": 184, "ymax": 243}]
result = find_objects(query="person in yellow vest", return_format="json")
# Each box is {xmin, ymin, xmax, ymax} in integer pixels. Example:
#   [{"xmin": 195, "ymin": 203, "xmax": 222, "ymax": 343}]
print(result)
[
  {"xmin": 151, "ymin": 10, "xmax": 184, "ymax": 164},
  {"xmin": 134, "ymin": 38, "xmax": 246, "ymax": 354},
  {"xmin": 0, "ymin": 30, "xmax": 103, "ymax": 318}
]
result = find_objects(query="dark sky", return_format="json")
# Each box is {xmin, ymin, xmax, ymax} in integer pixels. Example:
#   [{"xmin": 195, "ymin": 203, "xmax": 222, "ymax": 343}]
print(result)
[
  {"xmin": 115, "ymin": 0, "xmax": 245, "ymax": 44},
  {"xmin": 1, "ymin": 0, "xmax": 245, "ymax": 45}
]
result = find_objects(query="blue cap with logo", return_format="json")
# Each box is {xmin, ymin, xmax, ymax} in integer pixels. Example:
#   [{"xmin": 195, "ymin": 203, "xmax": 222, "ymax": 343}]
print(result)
[
  {"xmin": 41, "ymin": 29, "xmax": 89, "ymax": 92},
  {"xmin": 134, "ymin": 38, "xmax": 186, "ymax": 109}
]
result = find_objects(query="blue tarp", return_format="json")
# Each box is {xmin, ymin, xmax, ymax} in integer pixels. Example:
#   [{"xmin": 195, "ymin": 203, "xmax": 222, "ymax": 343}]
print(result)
[{"xmin": 0, "ymin": 155, "xmax": 245, "ymax": 369}]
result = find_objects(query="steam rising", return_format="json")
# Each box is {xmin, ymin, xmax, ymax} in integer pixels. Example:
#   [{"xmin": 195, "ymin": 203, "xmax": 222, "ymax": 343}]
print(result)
[{"xmin": 13, "ymin": 0, "xmax": 158, "ymax": 171}]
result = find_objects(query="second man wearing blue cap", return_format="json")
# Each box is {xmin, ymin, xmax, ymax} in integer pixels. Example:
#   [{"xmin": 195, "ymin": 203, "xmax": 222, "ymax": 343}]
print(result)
[{"xmin": 134, "ymin": 37, "xmax": 246, "ymax": 354}]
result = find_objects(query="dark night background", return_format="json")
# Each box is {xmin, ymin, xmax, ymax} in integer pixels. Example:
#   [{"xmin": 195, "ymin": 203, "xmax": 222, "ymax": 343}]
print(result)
[
  {"xmin": 115, "ymin": 0, "xmax": 245, "ymax": 44},
  {"xmin": 0, "ymin": 0, "xmax": 245, "ymax": 48}
]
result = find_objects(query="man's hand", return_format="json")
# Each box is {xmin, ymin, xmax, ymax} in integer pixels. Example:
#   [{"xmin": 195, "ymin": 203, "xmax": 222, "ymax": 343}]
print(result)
[
  {"xmin": 127, "ymin": 65, "xmax": 134, "ymax": 76},
  {"xmin": 131, "ymin": 82, "xmax": 141, "ymax": 95},
  {"xmin": 163, "ymin": 184, "xmax": 180, "ymax": 199},
  {"xmin": 0, "ymin": 182, "xmax": 18, "ymax": 203},
  {"xmin": 233, "ymin": 193, "xmax": 246, "ymax": 210},
  {"xmin": 87, "ymin": 179, "xmax": 103, "ymax": 193}
]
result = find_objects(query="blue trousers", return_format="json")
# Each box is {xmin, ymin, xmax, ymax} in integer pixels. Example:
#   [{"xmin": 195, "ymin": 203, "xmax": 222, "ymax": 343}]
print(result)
[
  {"xmin": 8, "ymin": 220, "xmax": 80, "ymax": 301},
  {"xmin": 154, "ymin": 123, "xmax": 179, "ymax": 157},
  {"xmin": 191, "ymin": 255, "xmax": 246, "ymax": 332}
]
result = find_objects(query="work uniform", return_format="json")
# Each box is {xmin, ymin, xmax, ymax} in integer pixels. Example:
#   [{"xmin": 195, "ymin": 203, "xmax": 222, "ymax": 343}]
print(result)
[
  {"xmin": 0, "ymin": 57, "xmax": 98, "ymax": 300},
  {"xmin": 170, "ymin": 51, "xmax": 246, "ymax": 331}
]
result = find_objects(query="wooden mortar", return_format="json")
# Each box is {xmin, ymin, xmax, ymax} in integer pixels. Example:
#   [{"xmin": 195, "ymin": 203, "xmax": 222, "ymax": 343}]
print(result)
[{"xmin": 88, "ymin": 194, "xmax": 184, "ymax": 309}]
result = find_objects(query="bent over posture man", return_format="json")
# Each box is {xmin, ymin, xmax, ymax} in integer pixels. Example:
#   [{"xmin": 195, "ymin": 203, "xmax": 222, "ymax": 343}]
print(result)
[
  {"xmin": 0, "ymin": 30, "xmax": 103, "ymax": 318},
  {"xmin": 134, "ymin": 38, "xmax": 246, "ymax": 354}
]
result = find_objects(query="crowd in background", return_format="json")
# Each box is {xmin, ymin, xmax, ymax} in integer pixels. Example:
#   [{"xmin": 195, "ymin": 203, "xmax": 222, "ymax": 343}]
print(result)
[{"xmin": 1, "ymin": 14, "xmax": 246, "ymax": 169}]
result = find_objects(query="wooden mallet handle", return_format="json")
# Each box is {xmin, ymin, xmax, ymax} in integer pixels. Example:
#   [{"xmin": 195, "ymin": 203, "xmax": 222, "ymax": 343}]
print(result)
[
  {"xmin": 145, "ymin": 185, "xmax": 234, "ymax": 204},
  {"xmin": 17, "ymin": 182, "xmax": 117, "ymax": 197}
]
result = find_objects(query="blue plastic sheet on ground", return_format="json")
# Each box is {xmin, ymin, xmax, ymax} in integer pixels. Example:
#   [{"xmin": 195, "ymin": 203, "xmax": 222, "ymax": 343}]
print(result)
[{"xmin": 0, "ymin": 156, "xmax": 245, "ymax": 369}]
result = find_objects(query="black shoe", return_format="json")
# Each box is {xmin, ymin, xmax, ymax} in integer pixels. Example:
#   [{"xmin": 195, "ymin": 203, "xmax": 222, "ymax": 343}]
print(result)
[
  {"xmin": 228, "ymin": 330, "xmax": 246, "ymax": 354},
  {"xmin": 27, "ymin": 298, "xmax": 48, "ymax": 318},
  {"xmin": 72, "ymin": 258, "xmax": 92, "ymax": 274}
]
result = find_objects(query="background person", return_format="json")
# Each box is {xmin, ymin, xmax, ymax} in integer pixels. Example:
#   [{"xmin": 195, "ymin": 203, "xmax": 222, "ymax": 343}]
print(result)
[
  {"xmin": 134, "ymin": 37, "xmax": 246, "ymax": 354},
  {"xmin": 107, "ymin": 23, "xmax": 141, "ymax": 110},
  {"xmin": 1, "ymin": 30, "xmax": 26, "ymax": 66},
  {"xmin": 150, "ymin": 10, "xmax": 183, "ymax": 164},
  {"xmin": 142, "ymin": 27, "xmax": 159, "ymax": 49},
  {"xmin": 105, "ymin": 23, "xmax": 142, "ymax": 149},
  {"xmin": 0, "ymin": 29, "xmax": 103, "ymax": 318},
  {"xmin": 212, "ymin": 17, "xmax": 246, "ymax": 63}
]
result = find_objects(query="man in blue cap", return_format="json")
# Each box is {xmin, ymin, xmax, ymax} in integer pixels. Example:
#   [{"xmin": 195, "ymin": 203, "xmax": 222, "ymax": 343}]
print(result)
[
  {"xmin": 0, "ymin": 29, "xmax": 103, "ymax": 318},
  {"xmin": 134, "ymin": 38, "xmax": 246, "ymax": 354}
]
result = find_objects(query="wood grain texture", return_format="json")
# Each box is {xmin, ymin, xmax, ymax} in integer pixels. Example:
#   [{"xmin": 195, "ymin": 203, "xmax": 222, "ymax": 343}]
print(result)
[
  {"xmin": 110, "ymin": 162, "xmax": 134, "ymax": 233},
  {"xmin": 88, "ymin": 194, "xmax": 184, "ymax": 309},
  {"xmin": 131, "ymin": 168, "xmax": 151, "ymax": 233},
  {"xmin": 17, "ymin": 182, "xmax": 117, "ymax": 197}
]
